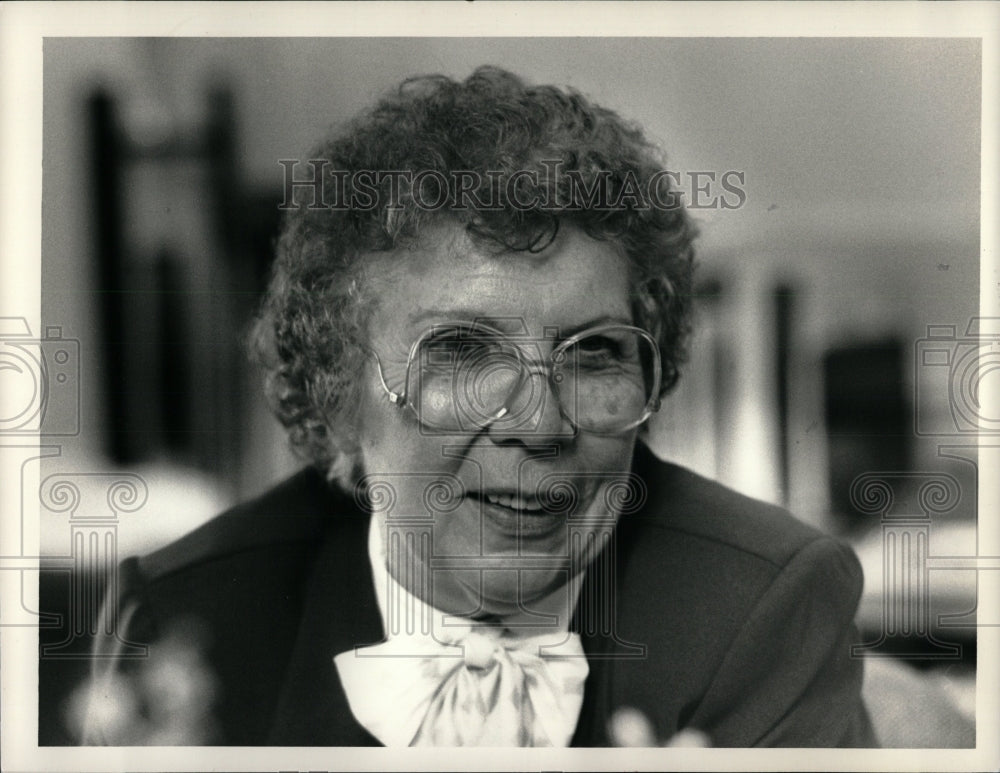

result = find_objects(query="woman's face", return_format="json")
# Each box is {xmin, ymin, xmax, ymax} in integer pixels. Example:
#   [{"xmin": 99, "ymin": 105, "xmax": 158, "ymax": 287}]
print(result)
[{"xmin": 356, "ymin": 221, "xmax": 640, "ymax": 618}]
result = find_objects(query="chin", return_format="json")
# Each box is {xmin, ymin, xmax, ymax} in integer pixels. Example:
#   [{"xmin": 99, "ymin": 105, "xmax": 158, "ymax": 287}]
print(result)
[{"xmin": 467, "ymin": 567, "xmax": 571, "ymax": 615}]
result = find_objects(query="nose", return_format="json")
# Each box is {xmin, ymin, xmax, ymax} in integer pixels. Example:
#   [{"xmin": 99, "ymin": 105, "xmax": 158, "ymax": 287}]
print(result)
[{"xmin": 485, "ymin": 364, "xmax": 575, "ymax": 446}]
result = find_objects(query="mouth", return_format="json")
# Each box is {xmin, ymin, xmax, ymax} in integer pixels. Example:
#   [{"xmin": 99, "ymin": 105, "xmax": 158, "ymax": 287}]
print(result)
[
  {"xmin": 482, "ymin": 491, "xmax": 547, "ymax": 512},
  {"xmin": 466, "ymin": 490, "xmax": 571, "ymax": 538}
]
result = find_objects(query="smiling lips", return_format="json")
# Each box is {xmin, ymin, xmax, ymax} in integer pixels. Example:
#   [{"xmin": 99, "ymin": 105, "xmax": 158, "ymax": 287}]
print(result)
[
  {"xmin": 482, "ymin": 491, "xmax": 546, "ymax": 513},
  {"xmin": 471, "ymin": 492, "xmax": 565, "ymax": 537},
  {"xmin": 467, "ymin": 488, "xmax": 580, "ymax": 538}
]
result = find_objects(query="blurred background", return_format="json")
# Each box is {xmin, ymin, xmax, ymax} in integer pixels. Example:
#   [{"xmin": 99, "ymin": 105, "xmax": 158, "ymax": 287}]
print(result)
[{"xmin": 31, "ymin": 37, "xmax": 983, "ymax": 745}]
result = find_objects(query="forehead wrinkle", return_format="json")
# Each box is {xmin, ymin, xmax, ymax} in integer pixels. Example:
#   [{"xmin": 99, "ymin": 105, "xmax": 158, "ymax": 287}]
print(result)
[{"xmin": 366, "ymin": 221, "xmax": 632, "ymax": 347}]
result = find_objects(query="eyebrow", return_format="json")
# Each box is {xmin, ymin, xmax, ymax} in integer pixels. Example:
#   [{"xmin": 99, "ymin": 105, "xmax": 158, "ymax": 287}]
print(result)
[{"xmin": 407, "ymin": 309, "xmax": 634, "ymax": 339}]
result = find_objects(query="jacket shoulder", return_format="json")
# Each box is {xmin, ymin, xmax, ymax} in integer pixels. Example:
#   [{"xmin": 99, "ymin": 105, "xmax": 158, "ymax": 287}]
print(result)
[
  {"xmin": 620, "ymin": 443, "xmax": 864, "ymax": 656},
  {"xmin": 133, "ymin": 466, "xmax": 350, "ymax": 585},
  {"xmin": 631, "ymin": 442, "xmax": 836, "ymax": 569},
  {"xmin": 599, "ymin": 444, "xmax": 868, "ymax": 746}
]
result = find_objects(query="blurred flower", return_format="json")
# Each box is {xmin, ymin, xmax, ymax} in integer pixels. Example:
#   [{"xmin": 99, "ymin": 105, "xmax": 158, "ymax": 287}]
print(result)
[
  {"xmin": 68, "ymin": 617, "xmax": 219, "ymax": 745},
  {"xmin": 608, "ymin": 706, "xmax": 711, "ymax": 748}
]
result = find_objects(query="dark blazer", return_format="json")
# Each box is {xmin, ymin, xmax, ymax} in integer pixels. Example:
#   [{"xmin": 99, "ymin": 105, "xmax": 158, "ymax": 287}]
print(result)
[{"xmin": 90, "ymin": 443, "xmax": 875, "ymax": 746}]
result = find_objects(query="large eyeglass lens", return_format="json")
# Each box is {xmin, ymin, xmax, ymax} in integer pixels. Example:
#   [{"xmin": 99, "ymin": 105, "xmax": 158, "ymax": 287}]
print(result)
[
  {"xmin": 408, "ymin": 325, "xmax": 658, "ymax": 433},
  {"xmin": 553, "ymin": 328, "xmax": 658, "ymax": 433},
  {"xmin": 409, "ymin": 328, "xmax": 524, "ymax": 431}
]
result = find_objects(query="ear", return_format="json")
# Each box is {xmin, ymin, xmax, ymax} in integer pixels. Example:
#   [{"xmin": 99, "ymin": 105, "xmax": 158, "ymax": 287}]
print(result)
[{"xmin": 323, "ymin": 427, "xmax": 364, "ymax": 492}]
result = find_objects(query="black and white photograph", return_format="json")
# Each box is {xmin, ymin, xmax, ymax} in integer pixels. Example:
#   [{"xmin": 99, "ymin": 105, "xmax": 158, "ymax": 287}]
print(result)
[{"xmin": 1, "ymin": 2, "xmax": 998, "ymax": 771}]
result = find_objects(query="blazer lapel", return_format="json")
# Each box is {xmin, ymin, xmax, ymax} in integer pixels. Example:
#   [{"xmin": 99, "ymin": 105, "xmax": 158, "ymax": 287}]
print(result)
[
  {"xmin": 267, "ymin": 508, "xmax": 383, "ymax": 746},
  {"xmin": 570, "ymin": 448, "xmax": 653, "ymax": 746}
]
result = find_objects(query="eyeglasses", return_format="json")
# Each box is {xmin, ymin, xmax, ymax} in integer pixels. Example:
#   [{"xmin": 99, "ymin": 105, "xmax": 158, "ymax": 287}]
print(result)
[{"xmin": 371, "ymin": 320, "xmax": 662, "ymax": 435}]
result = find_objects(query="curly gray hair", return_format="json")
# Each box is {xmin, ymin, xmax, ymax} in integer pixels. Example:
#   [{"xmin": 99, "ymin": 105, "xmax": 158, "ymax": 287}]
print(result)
[{"xmin": 250, "ymin": 66, "xmax": 698, "ymax": 489}]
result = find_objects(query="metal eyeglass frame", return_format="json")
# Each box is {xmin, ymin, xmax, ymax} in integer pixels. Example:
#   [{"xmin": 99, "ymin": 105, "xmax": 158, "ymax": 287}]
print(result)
[{"xmin": 370, "ymin": 320, "xmax": 663, "ymax": 435}]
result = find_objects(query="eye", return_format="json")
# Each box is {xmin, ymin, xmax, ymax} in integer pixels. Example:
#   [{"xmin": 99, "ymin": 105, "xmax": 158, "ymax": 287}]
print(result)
[
  {"xmin": 570, "ymin": 334, "xmax": 632, "ymax": 364},
  {"xmin": 555, "ymin": 330, "xmax": 648, "ymax": 381},
  {"xmin": 576, "ymin": 335, "xmax": 619, "ymax": 354}
]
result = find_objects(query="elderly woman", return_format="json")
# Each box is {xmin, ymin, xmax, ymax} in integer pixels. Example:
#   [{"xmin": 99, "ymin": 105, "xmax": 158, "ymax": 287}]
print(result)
[{"xmin": 86, "ymin": 67, "xmax": 874, "ymax": 747}]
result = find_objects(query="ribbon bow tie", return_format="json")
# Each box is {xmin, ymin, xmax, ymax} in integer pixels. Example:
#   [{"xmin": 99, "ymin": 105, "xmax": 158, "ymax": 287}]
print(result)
[{"xmin": 334, "ymin": 621, "xmax": 588, "ymax": 746}]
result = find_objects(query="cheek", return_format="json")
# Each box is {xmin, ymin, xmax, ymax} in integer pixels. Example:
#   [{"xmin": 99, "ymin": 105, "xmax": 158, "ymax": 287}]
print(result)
[
  {"xmin": 356, "ymin": 359, "xmax": 411, "ymax": 450},
  {"xmin": 355, "ymin": 371, "xmax": 402, "ymax": 477},
  {"xmin": 355, "ymin": 371, "xmax": 454, "ymax": 480},
  {"xmin": 566, "ymin": 434, "xmax": 639, "ymax": 511},
  {"xmin": 576, "ymin": 432, "xmax": 638, "ymax": 475}
]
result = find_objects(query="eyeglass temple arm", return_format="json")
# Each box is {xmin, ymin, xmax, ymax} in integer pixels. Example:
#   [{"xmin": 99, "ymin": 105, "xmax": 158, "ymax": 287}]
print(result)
[{"xmin": 370, "ymin": 350, "xmax": 404, "ymax": 405}]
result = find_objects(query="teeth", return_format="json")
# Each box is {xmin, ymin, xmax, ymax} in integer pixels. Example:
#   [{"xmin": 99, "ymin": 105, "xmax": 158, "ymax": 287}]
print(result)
[{"xmin": 484, "ymin": 493, "xmax": 542, "ymax": 512}]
